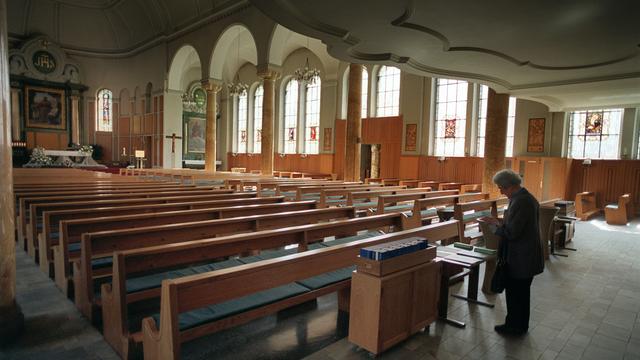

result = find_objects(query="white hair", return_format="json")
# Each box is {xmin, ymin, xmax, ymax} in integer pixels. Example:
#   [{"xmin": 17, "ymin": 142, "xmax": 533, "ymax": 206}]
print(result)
[{"xmin": 492, "ymin": 169, "xmax": 522, "ymax": 188}]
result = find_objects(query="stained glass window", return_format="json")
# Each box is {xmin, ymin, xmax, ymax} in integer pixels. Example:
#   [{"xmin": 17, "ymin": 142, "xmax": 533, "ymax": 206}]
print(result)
[
  {"xmin": 304, "ymin": 77, "xmax": 321, "ymax": 154},
  {"xmin": 376, "ymin": 66, "xmax": 400, "ymax": 117},
  {"xmin": 253, "ymin": 85, "xmax": 263, "ymax": 153},
  {"xmin": 434, "ymin": 78, "xmax": 467, "ymax": 156},
  {"xmin": 236, "ymin": 92, "xmax": 248, "ymax": 153},
  {"xmin": 283, "ymin": 79, "xmax": 299, "ymax": 154},
  {"xmin": 361, "ymin": 68, "xmax": 368, "ymax": 118},
  {"xmin": 476, "ymin": 87, "xmax": 517, "ymax": 157},
  {"xmin": 568, "ymin": 108, "xmax": 623, "ymax": 159},
  {"xmin": 96, "ymin": 89, "xmax": 112, "ymax": 132}
]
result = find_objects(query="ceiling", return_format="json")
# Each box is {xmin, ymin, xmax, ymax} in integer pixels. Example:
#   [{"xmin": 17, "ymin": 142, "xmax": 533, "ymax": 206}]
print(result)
[
  {"xmin": 7, "ymin": 0, "xmax": 249, "ymax": 56},
  {"xmin": 251, "ymin": 0, "xmax": 640, "ymax": 111}
]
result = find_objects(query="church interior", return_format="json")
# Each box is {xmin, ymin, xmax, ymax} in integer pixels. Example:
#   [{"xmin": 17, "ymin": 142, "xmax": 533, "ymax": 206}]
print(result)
[{"xmin": 1, "ymin": 1, "xmax": 640, "ymax": 359}]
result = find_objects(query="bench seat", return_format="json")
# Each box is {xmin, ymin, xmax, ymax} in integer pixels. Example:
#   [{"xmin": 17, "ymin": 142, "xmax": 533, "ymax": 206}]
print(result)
[{"xmin": 152, "ymin": 282, "xmax": 310, "ymax": 331}]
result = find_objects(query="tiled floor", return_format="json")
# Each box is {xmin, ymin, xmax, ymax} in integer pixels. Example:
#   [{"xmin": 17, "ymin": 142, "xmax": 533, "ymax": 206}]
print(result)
[
  {"xmin": 2, "ymin": 217, "xmax": 640, "ymax": 360},
  {"xmin": 307, "ymin": 218, "xmax": 640, "ymax": 360}
]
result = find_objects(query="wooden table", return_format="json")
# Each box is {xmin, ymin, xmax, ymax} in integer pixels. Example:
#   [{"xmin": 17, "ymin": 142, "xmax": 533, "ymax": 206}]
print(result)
[{"xmin": 436, "ymin": 246, "xmax": 495, "ymax": 328}]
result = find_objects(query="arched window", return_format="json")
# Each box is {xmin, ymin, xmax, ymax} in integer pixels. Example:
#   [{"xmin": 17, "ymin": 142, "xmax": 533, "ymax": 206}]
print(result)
[
  {"xmin": 361, "ymin": 68, "xmax": 368, "ymax": 117},
  {"xmin": 375, "ymin": 66, "xmax": 400, "ymax": 117},
  {"xmin": 253, "ymin": 85, "xmax": 263, "ymax": 153},
  {"xmin": 304, "ymin": 77, "xmax": 321, "ymax": 154},
  {"xmin": 96, "ymin": 89, "xmax": 113, "ymax": 132},
  {"xmin": 236, "ymin": 92, "xmax": 248, "ymax": 153},
  {"xmin": 476, "ymin": 85, "xmax": 517, "ymax": 157},
  {"xmin": 568, "ymin": 108, "xmax": 623, "ymax": 159},
  {"xmin": 283, "ymin": 79, "xmax": 299, "ymax": 154},
  {"xmin": 434, "ymin": 78, "xmax": 467, "ymax": 156}
]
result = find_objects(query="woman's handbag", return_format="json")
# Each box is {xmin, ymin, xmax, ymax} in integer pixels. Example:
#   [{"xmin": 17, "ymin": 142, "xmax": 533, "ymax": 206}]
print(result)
[{"xmin": 490, "ymin": 238, "xmax": 508, "ymax": 293}]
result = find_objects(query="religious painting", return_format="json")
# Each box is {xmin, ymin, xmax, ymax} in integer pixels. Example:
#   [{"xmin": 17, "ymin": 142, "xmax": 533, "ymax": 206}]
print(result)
[
  {"xmin": 25, "ymin": 86, "xmax": 66, "ymax": 130},
  {"xmin": 405, "ymin": 123, "xmax": 417, "ymax": 151},
  {"xmin": 527, "ymin": 118, "xmax": 545, "ymax": 152},
  {"xmin": 444, "ymin": 119, "xmax": 456, "ymax": 138},
  {"xmin": 323, "ymin": 128, "xmax": 332, "ymax": 151},
  {"xmin": 186, "ymin": 117, "xmax": 206, "ymax": 153},
  {"xmin": 585, "ymin": 112, "xmax": 603, "ymax": 135}
]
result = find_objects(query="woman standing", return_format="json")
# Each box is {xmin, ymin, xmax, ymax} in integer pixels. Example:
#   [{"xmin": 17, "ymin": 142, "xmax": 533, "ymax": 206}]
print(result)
[{"xmin": 481, "ymin": 169, "xmax": 544, "ymax": 335}]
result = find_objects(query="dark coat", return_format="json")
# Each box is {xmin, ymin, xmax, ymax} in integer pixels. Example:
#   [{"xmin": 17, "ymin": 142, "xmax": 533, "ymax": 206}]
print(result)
[{"xmin": 495, "ymin": 187, "xmax": 544, "ymax": 279}]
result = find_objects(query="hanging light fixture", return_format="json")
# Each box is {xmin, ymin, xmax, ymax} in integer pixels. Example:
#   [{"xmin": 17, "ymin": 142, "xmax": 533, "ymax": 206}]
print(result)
[
  {"xmin": 227, "ymin": 30, "xmax": 248, "ymax": 96},
  {"xmin": 293, "ymin": 36, "xmax": 321, "ymax": 84}
]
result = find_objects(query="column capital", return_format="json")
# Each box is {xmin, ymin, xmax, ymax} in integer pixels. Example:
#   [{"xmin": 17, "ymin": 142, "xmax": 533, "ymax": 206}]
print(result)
[
  {"xmin": 200, "ymin": 78, "xmax": 223, "ymax": 93},
  {"xmin": 257, "ymin": 63, "xmax": 282, "ymax": 81}
]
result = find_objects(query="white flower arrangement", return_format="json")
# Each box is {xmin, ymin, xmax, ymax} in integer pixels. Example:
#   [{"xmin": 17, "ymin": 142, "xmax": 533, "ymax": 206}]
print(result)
[
  {"xmin": 79, "ymin": 145, "xmax": 93, "ymax": 155},
  {"xmin": 24, "ymin": 147, "xmax": 53, "ymax": 167}
]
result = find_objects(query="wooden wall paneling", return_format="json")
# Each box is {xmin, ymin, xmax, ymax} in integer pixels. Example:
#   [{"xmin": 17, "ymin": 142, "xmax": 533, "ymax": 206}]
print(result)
[
  {"xmin": 118, "ymin": 117, "xmax": 130, "ymax": 137},
  {"xmin": 95, "ymin": 132, "xmax": 113, "ymax": 162},
  {"xmin": 542, "ymin": 157, "xmax": 567, "ymax": 201},
  {"xmin": 564, "ymin": 160, "xmax": 640, "ymax": 212},
  {"xmin": 132, "ymin": 115, "xmax": 142, "ymax": 135},
  {"xmin": 399, "ymin": 156, "xmax": 420, "ymax": 180},
  {"xmin": 87, "ymin": 101, "xmax": 95, "ymax": 144}
]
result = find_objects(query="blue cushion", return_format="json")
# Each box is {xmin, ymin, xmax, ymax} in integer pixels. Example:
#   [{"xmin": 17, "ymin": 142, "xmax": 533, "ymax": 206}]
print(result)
[
  {"xmin": 125, "ymin": 259, "xmax": 243, "ymax": 294},
  {"xmin": 383, "ymin": 204, "xmax": 413, "ymax": 212},
  {"xmin": 69, "ymin": 242, "xmax": 81, "ymax": 252},
  {"xmin": 152, "ymin": 282, "xmax": 310, "ymax": 331},
  {"xmin": 296, "ymin": 266, "xmax": 355, "ymax": 290},
  {"xmin": 91, "ymin": 257, "xmax": 113, "ymax": 270},
  {"xmin": 321, "ymin": 231, "xmax": 381, "ymax": 246},
  {"xmin": 51, "ymin": 232, "xmax": 59, "ymax": 240},
  {"xmin": 353, "ymin": 202, "xmax": 376, "ymax": 208}
]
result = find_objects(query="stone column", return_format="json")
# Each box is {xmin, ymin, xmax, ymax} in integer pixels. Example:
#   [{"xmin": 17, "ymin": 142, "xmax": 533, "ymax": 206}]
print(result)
[
  {"xmin": 202, "ymin": 80, "xmax": 222, "ymax": 172},
  {"xmin": 0, "ymin": 0, "xmax": 24, "ymax": 344},
  {"xmin": 258, "ymin": 69, "xmax": 280, "ymax": 175},
  {"xmin": 482, "ymin": 88, "xmax": 510, "ymax": 198},
  {"xmin": 10, "ymin": 87, "xmax": 19, "ymax": 140},
  {"xmin": 371, "ymin": 144, "xmax": 380, "ymax": 178},
  {"xmin": 70, "ymin": 94, "xmax": 80, "ymax": 144},
  {"xmin": 344, "ymin": 64, "xmax": 363, "ymax": 181}
]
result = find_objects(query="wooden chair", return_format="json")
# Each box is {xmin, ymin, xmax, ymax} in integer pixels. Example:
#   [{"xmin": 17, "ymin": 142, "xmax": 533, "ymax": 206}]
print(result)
[
  {"xmin": 605, "ymin": 194, "xmax": 632, "ymax": 225},
  {"xmin": 575, "ymin": 191, "xmax": 601, "ymax": 220}
]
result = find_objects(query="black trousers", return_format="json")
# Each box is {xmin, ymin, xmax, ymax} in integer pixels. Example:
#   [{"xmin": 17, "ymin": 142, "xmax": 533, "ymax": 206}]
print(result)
[{"xmin": 504, "ymin": 276, "xmax": 533, "ymax": 330}]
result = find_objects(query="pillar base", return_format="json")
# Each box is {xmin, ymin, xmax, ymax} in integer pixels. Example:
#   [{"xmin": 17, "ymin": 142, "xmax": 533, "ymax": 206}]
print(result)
[{"xmin": 0, "ymin": 301, "xmax": 24, "ymax": 346}]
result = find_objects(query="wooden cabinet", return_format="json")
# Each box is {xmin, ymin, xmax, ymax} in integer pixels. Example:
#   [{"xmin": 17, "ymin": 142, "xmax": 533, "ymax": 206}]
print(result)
[{"xmin": 348, "ymin": 259, "xmax": 440, "ymax": 354}]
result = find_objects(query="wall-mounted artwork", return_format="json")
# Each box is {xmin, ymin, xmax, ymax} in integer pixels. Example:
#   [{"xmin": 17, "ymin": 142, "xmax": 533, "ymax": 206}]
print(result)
[
  {"xmin": 323, "ymin": 128, "xmax": 332, "ymax": 151},
  {"xmin": 25, "ymin": 86, "xmax": 66, "ymax": 130},
  {"xmin": 186, "ymin": 117, "xmax": 206, "ymax": 153},
  {"xmin": 405, "ymin": 123, "xmax": 417, "ymax": 151},
  {"xmin": 527, "ymin": 118, "xmax": 545, "ymax": 152}
]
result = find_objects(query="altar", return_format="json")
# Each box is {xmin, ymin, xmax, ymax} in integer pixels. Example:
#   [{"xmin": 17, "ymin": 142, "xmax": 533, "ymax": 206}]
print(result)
[{"xmin": 43, "ymin": 150, "xmax": 106, "ymax": 168}]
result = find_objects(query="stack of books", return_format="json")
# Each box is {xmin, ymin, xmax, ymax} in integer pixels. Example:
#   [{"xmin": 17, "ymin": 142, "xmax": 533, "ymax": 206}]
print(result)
[{"xmin": 359, "ymin": 237, "xmax": 429, "ymax": 261}]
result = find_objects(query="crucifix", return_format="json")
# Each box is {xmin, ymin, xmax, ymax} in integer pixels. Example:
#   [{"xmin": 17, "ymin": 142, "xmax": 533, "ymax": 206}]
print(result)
[{"xmin": 165, "ymin": 133, "xmax": 182, "ymax": 168}]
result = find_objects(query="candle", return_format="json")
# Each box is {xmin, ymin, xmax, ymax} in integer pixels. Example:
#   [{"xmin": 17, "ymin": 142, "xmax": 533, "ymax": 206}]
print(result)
[{"xmin": 122, "ymin": 147, "xmax": 127, "ymax": 156}]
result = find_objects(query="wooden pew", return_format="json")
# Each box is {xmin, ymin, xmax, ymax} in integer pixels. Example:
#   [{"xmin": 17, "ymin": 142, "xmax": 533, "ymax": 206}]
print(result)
[
  {"xmin": 575, "ymin": 191, "xmax": 601, "ymax": 220},
  {"xmin": 100, "ymin": 211, "xmax": 423, "ymax": 358},
  {"xmin": 604, "ymin": 194, "xmax": 632, "ymax": 225},
  {"xmin": 343, "ymin": 187, "xmax": 434, "ymax": 214},
  {"xmin": 138, "ymin": 221, "xmax": 458, "ymax": 360},
  {"xmin": 275, "ymin": 182, "xmax": 362, "ymax": 200},
  {"xmin": 404, "ymin": 193, "xmax": 490, "ymax": 228},
  {"xmin": 74, "ymin": 207, "xmax": 357, "ymax": 321},
  {"xmin": 318, "ymin": 186, "xmax": 408, "ymax": 208},
  {"xmin": 375, "ymin": 190, "xmax": 459, "ymax": 214},
  {"xmin": 296, "ymin": 184, "xmax": 385, "ymax": 201},
  {"xmin": 19, "ymin": 188, "xmax": 234, "ymax": 251},
  {"xmin": 438, "ymin": 182, "xmax": 464, "ymax": 191},
  {"xmin": 460, "ymin": 184, "xmax": 482, "ymax": 194},
  {"xmin": 453, "ymin": 197, "xmax": 509, "ymax": 244},
  {"xmin": 418, "ymin": 181, "xmax": 442, "ymax": 189},
  {"xmin": 26, "ymin": 192, "xmax": 254, "ymax": 259},
  {"xmin": 46, "ymin": 198, "xmax": 294, "ymax": 290}
]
